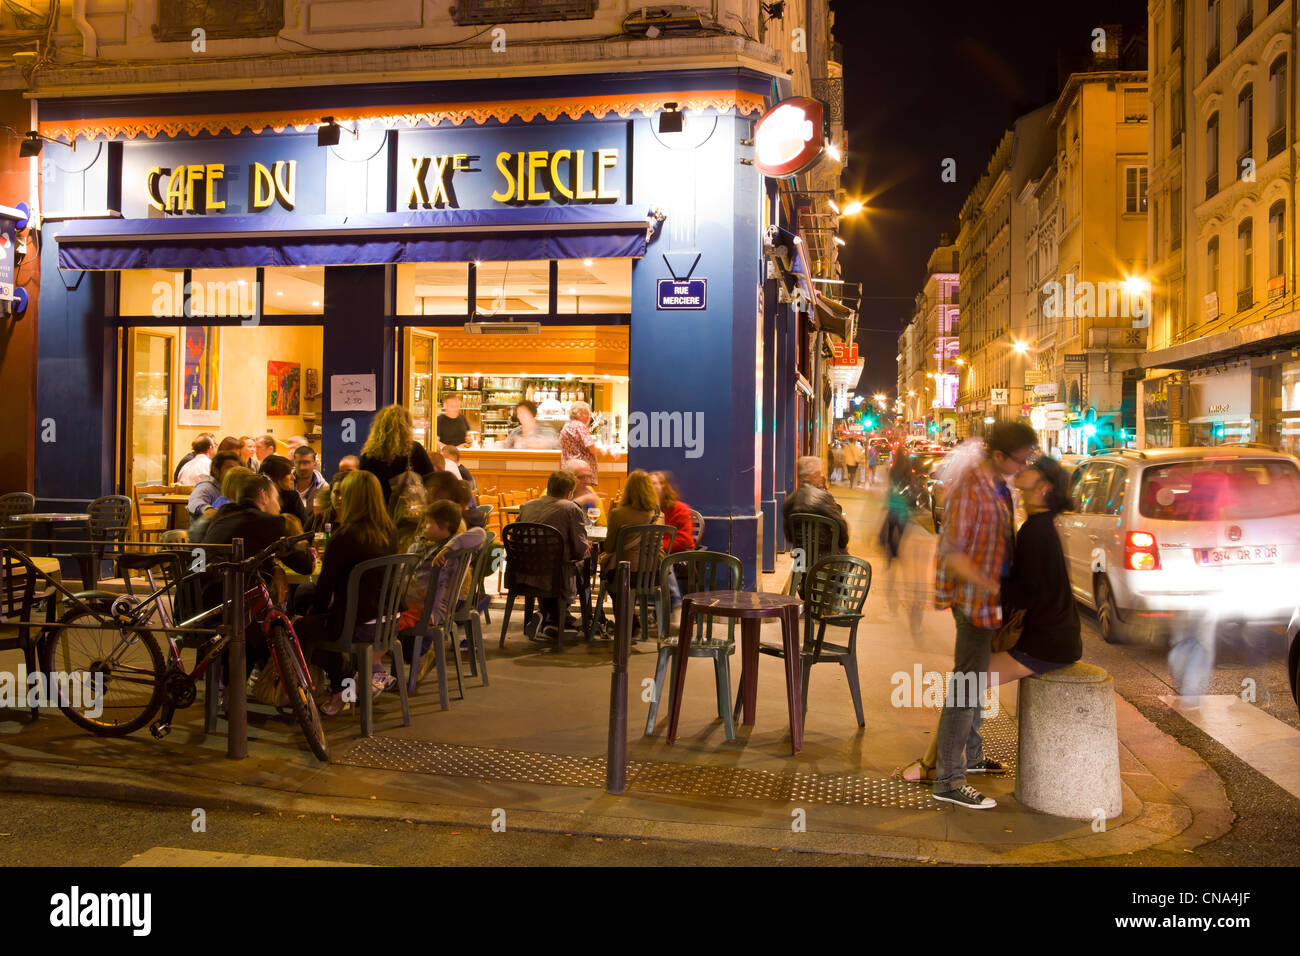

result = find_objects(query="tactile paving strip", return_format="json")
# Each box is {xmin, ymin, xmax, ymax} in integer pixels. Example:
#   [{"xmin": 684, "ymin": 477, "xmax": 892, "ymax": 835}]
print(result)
[{"xmin": 336, "ymin": 711, "xmax": 1019, "ymax": 810}]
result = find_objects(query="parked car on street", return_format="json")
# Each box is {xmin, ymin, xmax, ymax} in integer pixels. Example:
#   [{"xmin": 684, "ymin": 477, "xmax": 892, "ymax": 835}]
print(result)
[{"xmin": 1057, "ymin": 445, "xmax": 1300, "ymax": 644}]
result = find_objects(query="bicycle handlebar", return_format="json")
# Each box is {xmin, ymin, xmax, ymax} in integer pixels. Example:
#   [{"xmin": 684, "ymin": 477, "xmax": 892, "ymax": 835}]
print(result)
[{"xmin": 203, "ymin": 532, "xmax": 315, "ymax": 575}]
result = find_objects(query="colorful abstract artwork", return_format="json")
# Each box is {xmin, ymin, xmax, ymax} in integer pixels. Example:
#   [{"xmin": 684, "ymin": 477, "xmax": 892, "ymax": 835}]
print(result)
[
  {"xmin": 267, "ymin": 361, "xmax": 301, "ymax": 416},
  {"xmin": 179, "ymin": 326, "xmax": 220, "ymax": 426}
]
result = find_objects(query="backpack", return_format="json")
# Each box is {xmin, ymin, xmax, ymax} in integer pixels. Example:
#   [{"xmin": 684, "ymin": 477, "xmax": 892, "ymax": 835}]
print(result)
[{"xmin": 387, "ymin": 452, "xmax": 428, "ymax": 526}]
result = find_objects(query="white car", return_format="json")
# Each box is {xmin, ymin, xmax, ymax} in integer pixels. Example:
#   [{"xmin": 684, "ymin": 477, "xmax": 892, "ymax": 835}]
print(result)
[{"xmin": 1057, "ymin": 445, "xmax": 1300, "ymax": 644}]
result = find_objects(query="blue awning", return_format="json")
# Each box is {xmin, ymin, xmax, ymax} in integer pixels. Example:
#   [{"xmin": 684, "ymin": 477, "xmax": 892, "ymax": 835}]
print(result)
[{"xmin": 55, "ymin": 206, "xmax": 652, "ymax": 270}]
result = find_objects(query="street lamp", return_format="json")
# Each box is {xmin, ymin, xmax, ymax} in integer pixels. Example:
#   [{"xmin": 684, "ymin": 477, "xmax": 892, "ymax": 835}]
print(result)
[{"xmin": 840, "ymin": 200, "xmax": 866, "ymax": 217}]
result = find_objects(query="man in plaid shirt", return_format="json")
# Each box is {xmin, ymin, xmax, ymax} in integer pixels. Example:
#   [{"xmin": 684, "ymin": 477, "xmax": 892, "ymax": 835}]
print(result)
[{"xmin": 931, "ymin": 420, "xmax": 1037, "ymax": 809}]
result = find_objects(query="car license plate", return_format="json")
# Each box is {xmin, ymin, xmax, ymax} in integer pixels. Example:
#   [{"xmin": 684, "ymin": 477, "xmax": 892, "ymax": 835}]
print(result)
[{"xmin": 1194, "ymin": 545, "xmax": 1278, "ymax": 565}]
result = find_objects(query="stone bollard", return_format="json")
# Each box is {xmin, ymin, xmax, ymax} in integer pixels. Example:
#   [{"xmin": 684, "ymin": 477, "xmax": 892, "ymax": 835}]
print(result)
[{"xmin": 1014, "ymin": 661, "xmax": 1122, "ymax": 820}]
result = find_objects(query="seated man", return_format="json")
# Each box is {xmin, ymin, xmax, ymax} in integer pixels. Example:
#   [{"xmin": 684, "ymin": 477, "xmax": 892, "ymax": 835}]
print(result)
[
  {"xmin": 517, "ymin": 470, "xmax": 590, "ymax": 639},
  {"xmin": 187, "ymin": 450, "xmax": 243, "ymax": 519},
  {"xmin": 781, "ymin": 455, "xmax": 850, "ymax": 551},
  {"xmin": 563, "ymin": 458, "xmax": 602, "ymax": 516}
]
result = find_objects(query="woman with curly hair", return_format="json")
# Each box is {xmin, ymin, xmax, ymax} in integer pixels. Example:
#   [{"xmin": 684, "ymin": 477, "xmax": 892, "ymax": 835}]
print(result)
[{"xmin": 360, "ymin": 405, "xmax": 437, "ymax": 488}]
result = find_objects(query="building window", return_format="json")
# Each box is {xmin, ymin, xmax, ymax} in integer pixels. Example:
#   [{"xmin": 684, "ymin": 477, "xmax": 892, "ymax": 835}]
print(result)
[
  {"xmin": 1238, "ymin": 218, "xmax": 1254, "ymax": 309},
  {"xmin": 555, "ymin": 258, "xmax": 632, "ymax": 314},
  {"xmin": 1172, "ymin": 80, "xmax": 1185, "ymax": 147},
  {"xmin": 1125, "ymin": 166, "xmax": 1149, "ymax": 213},
  {"xmin": 1208, "ymin": 237, "xmax": 1220, "ymax": 304},
  {"xmin": 1237, "ymin": 84, "xmax": 1253, "ymax": 167},
  {"xmin": 396, "ymin": 263, "xmax": 470, "ymax": 315},
  {"xmin": 1207, "ymin": 0, "xmax": 1221, "ymax": 71},
  {"xmin": 1173, "ymin": 0, "xmax": 1185, "ymax": 49},
  {"xmin": 1269, "ymin": 201, "xmax": 1286, "ymax": 278},
  {"xmin": 1206, "ymin": 112, "xmax": 1220, "ymax": 197},
  {"xmin": 1236, "ymin": 0, "xmax": 1253, "ymax": 42},
  {"xmin": 1171, "ymin": 184, "xmax": 1182, "ymax": 251},
  {"xmin": 1269, "ymin": 56, "xmax": 1287, "ymax": 158},
  {"xmin": 1153, "ymin": 199, "xmax": 1162, "ymax": 258}
]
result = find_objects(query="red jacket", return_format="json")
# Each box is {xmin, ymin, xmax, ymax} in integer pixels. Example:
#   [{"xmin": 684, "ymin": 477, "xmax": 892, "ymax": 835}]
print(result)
[{"xmin": 662, "ymin": 500, "xmax": 696, "ymax": 552}]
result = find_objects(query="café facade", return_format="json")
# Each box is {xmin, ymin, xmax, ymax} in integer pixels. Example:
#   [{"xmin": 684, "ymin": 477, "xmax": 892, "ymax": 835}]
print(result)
[{"xmin": 31, "ymin": 67, "xmax": 827, "ymax": 581}]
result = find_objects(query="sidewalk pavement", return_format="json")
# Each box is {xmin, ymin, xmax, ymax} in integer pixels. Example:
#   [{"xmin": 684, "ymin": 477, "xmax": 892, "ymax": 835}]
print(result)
[{"xmin": 0, "ymin": 488, "xmax": 1232, "ymax": 863}]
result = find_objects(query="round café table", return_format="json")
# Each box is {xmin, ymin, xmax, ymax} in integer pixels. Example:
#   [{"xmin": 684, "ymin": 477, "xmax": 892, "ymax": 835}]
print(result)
[{"xmin": 666, "ymin": 590, "xmax": 804, "ymax": 755}]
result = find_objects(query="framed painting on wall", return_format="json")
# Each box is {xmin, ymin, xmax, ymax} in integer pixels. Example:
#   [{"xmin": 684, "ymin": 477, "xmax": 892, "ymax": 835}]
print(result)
[
  {"xmin": 178, "ymin": 326, "xmax": 221, "ymax": 426},
  {"xmin": 268, "ymin": 361, "xmax": 301, "ymax": 416}
]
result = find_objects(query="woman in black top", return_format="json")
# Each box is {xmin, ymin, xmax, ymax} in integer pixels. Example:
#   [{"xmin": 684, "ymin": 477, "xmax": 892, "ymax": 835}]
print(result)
[
  {"xmin": 992, "ymin": 455, "xmax": 1082, "ymax": 679},
  {"xmin": 258, "ymin": 454, "xmax": 310, "ymax": 529},
  {"xmin": 359, "ymin": 404, "xmax": 437, "ymax": 491}
]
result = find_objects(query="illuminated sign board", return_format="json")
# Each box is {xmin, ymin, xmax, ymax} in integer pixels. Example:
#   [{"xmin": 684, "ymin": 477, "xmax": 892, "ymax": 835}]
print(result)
[
  {"xmin": 753, "ymin": 97, "xmax": 825, "ymax": 178},
  {"xmin": 657, "ymin": 278, "xmax": 706, "ymax": 310}
]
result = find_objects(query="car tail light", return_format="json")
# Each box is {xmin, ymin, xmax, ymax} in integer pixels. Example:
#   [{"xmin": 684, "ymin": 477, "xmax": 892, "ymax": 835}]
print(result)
[{"xmin": 1125, "ymin": 530, "xmax": 1160, "ymax": 570}]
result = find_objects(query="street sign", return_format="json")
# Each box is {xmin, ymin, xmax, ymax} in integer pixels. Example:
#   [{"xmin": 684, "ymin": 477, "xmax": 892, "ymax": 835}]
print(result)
[
  {"xmin": 1033, "ymin": 383, "xmax": 1058, "ymax": 397},
  {"xmin": 1063, "ymin": 353, "xmax": 1087, "ymax": 372},
  {"xmin": 656, "ymin": 278, "xmax": 706, "ymax": 310},
  {"xmin": 1025, "ymin": 369, "xmax": 1047, "ymax": 386},
  {"xmin": 831, "ymin": 341, "xmax": 860, "ymax": 364}
]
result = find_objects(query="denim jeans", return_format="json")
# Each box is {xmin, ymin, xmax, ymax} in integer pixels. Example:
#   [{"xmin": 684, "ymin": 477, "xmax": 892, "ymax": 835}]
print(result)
[
  {"xmin": 665, "ymin": 568, "xmax": 682, "ymax": 609},
  {"xmin": 934, "ymin": 607, "xmax": 993, "ymax": 793}
]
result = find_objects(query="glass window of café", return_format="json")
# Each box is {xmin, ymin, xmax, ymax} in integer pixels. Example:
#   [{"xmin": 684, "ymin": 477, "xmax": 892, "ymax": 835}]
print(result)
[
  {"xmin": 394, "ymin": 258, "xmax": 631, "ymax": 465},
  {"xmin": 117, "ymin": 266, "xmax": 325, "ymax": 489}
]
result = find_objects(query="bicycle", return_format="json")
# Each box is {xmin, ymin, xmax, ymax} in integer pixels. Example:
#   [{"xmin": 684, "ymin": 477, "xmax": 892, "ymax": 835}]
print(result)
[{"xmin": 12, "ymin": 533, "xmax": 329, "ymax": 762}]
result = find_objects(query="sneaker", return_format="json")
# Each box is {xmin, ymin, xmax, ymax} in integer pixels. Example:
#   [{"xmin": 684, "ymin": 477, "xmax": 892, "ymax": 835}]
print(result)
[
  {"xmin": 933, "ymin": 785, "xmax": 996, "ymax": 810},
  {"xmin": 966, "ymin": 758, "xmax": 1008, "ymax": 775},
  {"xmin": 371, "ymin": 673, "xmax": 396, "ymax": 698},
  {"xmin": 523, "ymin": 612, "xmax": 543, "ymax": 641}
]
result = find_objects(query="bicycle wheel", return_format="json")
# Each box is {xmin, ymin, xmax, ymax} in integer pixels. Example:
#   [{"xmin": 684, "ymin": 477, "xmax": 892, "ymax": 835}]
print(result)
[
  {"xmin": 267, "ymin": 622, "xmax": 329, "ymax": 762},
  {"xmin": 40, "ymin": 608, "xmax": 165, "ymax": 736}
]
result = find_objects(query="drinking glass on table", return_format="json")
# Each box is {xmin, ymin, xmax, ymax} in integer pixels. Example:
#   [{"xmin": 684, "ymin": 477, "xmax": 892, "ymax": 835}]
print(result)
[{"xmin": 587, "ymin": 506, "xmax": 600, "ymax": 526}]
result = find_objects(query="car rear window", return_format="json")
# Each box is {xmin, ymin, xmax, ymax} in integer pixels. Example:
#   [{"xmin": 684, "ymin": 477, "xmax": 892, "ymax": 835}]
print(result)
[{"xmin": 1139, "ymin": 459, "xmax": 1300, "ymax": 521}]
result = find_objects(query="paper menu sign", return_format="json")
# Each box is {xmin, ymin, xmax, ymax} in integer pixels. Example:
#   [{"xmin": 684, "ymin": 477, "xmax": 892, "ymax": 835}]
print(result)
[{"xmin": 330, "ymin": 373, "xmax": 376, "ymax": 412}]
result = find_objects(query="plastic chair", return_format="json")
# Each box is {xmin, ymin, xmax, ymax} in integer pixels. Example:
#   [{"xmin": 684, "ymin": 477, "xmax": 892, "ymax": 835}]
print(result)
[
  {"xmin": 688, "ymin": 509, "xmax": 705, "ymax": 549},
  {"xmin": 784, "ymin": 512, "xmax": 845, "ymax": 599},
  {"xmin": 312, "ymin": 553, "xmax": 420, "ymax": 737},
  {"xmin": 400, "ymin": 545, "xmax": 478, "ymax": 711},
  {"xmin": 61, "ymin": 495, "xmax": 132, "ymax": 589},
  {"xmin": 498, "ymin": 522, "xmax": 575, "ymax": 651},
  {"xmin": 455, "ymin": 530, "xmax": 496, "ymax": 683},
  {"xmin": 644, "ymin": 551, "xmax": 743, "ymax": 739},
  {"xmin": 743, "ymin": 554, "xmax": 872, "ymax": 727},
  {"xmin": 0, "ymin": 546, "xmax": 57, "ymax": 719},
  {"xmin": 0, "ymin": 493, "xmax": 35, "ymax": 541},
  {"xmin": 588, "ymin": 524, "xmax": 676, "ymax": 641}
]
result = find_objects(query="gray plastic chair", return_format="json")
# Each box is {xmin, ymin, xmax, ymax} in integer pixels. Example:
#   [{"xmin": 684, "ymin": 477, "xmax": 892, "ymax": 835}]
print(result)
[
  {"xmin": 63, "ymin": 495, "xmax": 132, "ymax": 589},
  {"xmin": 785, "ymin": 512, "xmax": 846, "ymax": 599},
  {"xmin": 400, "ymin": 545, "xmax": 478, "ymax": 711},
  {"xmin": 645, "ymin": 550, "xmax": 742, "ymax": 739},
  {"xmin": 688, "ymin": 509, "xmax": 705, "ymax": 549},
  {"xmin": 455, "ymin": 530, "xmax": 496, "ymax": 684},
  {"xmin": 589, "ymin": 524, "xmax": 676, "ymax": 641},
  {"xmin": 313, "ymin": 553, "xmax": 419, "ymax": 737},
  {"xmin": 0, "ymin": 493, "xmax": 35, "ymax": 542}
]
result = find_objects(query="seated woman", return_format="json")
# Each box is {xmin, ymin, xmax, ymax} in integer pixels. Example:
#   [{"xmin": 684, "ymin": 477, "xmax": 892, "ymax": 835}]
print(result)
[
  {"xmin": 896, "ymin": 456, "xmax": 1081, "ymax": 784},
  {"xmin": 500, "ymin": 400, "xmax": 559, "ymax": 449},
  {"xmin": 259, "ymin": 454, "xmax": 310, "ymax": 529},
  {"xmin": 601, "ymin": 470, "xmax": 666, "ymax": 638},
  {"xmin": 294, "ymin": 470, "xmax": 399, "ymax": 715},
  {"xmin": 651, "ymin": 470, "xmax": 695, "ymax": 615},
  {"xmin": 306, "ymin": 471, "xmax": 346, "ymax": 534}
]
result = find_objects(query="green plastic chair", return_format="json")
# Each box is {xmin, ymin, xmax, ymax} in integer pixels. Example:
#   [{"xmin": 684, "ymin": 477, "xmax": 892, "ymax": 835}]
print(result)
[
  {"xmin": 644, "ymin": 550, "xmax": 743, "ymax": 739},
  {"xmin": 785, "ymin": 512, "xmax": 845, "ymax": 598},
  {"xmin": 741, "ymin": 554, "xmax": 872, "ymax": 727},
  {"xmin": 455, "ymin": 530, "xmax": 496, "ymax": 684}
]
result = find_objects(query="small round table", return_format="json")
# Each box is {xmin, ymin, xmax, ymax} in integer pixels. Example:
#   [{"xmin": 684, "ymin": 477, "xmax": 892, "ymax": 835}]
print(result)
[
  {"xmin": 6, "ymin": 513, "xmax": 89, "ymax": 558},
  {"xmin": 666, "ymin": 590, "xmax": 805, "ymax": 755}
]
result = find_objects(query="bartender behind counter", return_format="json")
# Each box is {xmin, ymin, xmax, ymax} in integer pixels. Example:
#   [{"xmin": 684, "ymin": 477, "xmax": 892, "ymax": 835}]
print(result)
[
  {"xmin": 436, "ymin": 395, "xmax": 470, "ymax": 447},
  {"xmin": 500, "ymin": 400, "xmax": 560, "ymax": 450}
]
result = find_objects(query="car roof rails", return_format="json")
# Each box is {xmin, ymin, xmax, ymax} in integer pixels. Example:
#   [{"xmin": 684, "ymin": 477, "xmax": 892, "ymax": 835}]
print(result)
[
  {"xmin": 1222, "ymin": 441, "xmax": 1276, "ymax": 450},
  {"xmin": 1116, "ymin": 448, "xmax": 1148, "ymax": 460}
]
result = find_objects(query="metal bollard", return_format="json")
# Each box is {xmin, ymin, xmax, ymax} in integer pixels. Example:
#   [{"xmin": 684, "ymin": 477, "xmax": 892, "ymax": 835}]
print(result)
[
  {"xmin": 605, "ymin": 560, "xmax": 632, "ymax": 795},
  {"xmin": 226, "ymin": 537, "xmax": 247, "ymax": 760}
]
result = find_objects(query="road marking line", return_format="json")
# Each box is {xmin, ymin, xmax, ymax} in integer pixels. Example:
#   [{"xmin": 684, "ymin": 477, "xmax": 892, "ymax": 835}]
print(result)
[
  {"xmin": 123, "ymin": 847, "xmax": 369, "ymax": 867},
  {"xmin": 1160, "ymin": 694, "xmax": 1300, "ymax": 800}
]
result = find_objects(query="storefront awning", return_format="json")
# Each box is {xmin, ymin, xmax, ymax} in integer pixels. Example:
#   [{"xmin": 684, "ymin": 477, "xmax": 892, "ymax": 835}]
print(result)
[
  {"xmin": 55, "ymin": 206, "xmax": 653, "ymax": 271},
  {"xmin": 814, "ymin": 294, "xmax": 853, "ymax": 337}
]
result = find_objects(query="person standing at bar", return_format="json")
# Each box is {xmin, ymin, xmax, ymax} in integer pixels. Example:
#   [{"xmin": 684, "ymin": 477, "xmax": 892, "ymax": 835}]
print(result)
[
  {"xmin": 436, "ymin": 395, "xmax": 470, "ymax": 448},
  {"xmin": 560, "ymin": 401, "xmax": 600, "ymax": 478}
]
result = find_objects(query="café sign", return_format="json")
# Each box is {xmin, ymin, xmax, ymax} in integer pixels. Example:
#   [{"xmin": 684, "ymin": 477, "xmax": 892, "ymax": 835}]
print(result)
[
  {"xmin": 753, "ymin": 97, "xmax": 825, "ymax": 178},
  {"xmin": 146, "ymin": 161, "xmax": 297, "ymax": 213}
]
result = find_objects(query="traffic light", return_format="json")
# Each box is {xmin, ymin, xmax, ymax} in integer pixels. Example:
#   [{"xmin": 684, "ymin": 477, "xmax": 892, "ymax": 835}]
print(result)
[
  {"xmin": 1082, "ymin": 407, "xmax": 1097, "ymax": 438},
  {"xmin": 1213, "ymin": 422, "xmax": 1226, "ymax": 440}
]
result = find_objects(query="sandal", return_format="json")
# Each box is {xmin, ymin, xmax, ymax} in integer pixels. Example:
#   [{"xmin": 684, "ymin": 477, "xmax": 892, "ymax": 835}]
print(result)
[{"xmin": 892, "ymin": 758, "xmax": 937, "ymax": 785}]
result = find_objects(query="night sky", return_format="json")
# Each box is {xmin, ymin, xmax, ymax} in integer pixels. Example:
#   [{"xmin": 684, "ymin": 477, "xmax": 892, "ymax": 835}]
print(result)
[{"xmin": 829, "ymin": 0, "xmax": 1147, "ymax": 397}]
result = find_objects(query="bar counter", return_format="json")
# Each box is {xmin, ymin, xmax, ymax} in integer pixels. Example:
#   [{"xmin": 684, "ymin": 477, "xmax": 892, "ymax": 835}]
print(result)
[{"xmin": 458, "ymin": 447, "xmax": 627, "ymax": 496}]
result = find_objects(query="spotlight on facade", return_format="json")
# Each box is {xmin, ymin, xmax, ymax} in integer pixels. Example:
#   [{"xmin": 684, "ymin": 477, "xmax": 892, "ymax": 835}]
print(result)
[
  {"xmin": 658, "ymin": 102, "xmax": 684, "ymax": 134},
  {"xmin": 824, "ymin": 140, "xmax": 842, "ymax": 162},
  {"xmin": 827, "ymin": 198, "xmax": 841, "ymax": 214},
  {"xmin": 316, "ymin": 118, "xmax": 357, "ymax": 147},
  {"xmin": 833, "ymin": 236, "xmax": 846, "ymax": 246},
  {"xmin": 18, "ymin": 131, "xmax": 41, "ymax": 157}
]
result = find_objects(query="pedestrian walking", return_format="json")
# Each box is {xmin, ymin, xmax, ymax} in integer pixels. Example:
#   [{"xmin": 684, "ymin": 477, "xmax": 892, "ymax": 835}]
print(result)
[
  {"xmin": 842, "ymin": 439, "xmax": 862, "ymax": 489},
  {"xmin": 867, "ymin": 444, "xmax": 878, "ymax": 486},
  {"xmin": 830, "ymin": 442, "xmax": 845, "ymax": 484},
  {"xmin": 925, "ymin": 420, "xmax": 1036, "ymax": 809},
  {"xmin": 895, "ymin": 452, "xmax": 1081, "ymax": 791}
]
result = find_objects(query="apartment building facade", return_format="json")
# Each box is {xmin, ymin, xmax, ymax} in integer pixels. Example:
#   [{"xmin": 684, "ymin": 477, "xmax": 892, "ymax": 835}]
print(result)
[{"xmin": 1143, "ymin": 0, "xmax": 1300, "ymax": 453}]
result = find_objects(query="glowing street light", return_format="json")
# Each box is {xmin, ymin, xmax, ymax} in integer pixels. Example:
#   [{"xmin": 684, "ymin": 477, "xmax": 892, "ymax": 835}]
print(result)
[
  {"xmin": 827, "ymin": 198, "xmax": 841, "ymax": 214},
  {"xmin": 1012, "ymin": 340, "xmax": 1030, "ymax": 355},
  {"xmin": 840, "ymin": 200, "xmax": 866, "ymax": 217}
]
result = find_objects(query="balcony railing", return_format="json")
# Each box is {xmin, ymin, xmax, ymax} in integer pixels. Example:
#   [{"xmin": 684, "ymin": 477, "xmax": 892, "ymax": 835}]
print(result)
[{"xmin": 1238, "ymin": 288, "xmax": 1255, "ymax": 311}]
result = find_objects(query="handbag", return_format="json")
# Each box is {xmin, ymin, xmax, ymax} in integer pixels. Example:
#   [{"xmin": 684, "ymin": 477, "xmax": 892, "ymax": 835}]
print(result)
[
  {"xmin": 251, "ymin": 659, "xmax": 329, "ymax": 708},
  {"xmin": 991, "ymin": 607, "xmax": 1025, "ymax": 653},
  {"xmin": 387, "ymin": 452, "xmax": 428, "ymax": 525}
]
